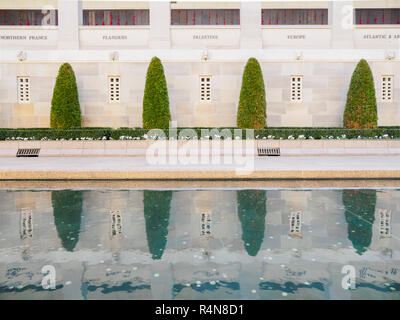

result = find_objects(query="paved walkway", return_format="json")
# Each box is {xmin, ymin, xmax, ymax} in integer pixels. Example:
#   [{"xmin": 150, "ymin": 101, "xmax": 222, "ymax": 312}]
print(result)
[{"xmin": 0, "ymin": 155, "xmax": 399, "ymax": 179}]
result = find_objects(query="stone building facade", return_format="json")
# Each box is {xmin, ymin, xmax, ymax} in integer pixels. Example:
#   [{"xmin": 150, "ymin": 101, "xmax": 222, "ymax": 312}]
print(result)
[
  {"xmin": 0, "ymin": 188, "xmax": 399, "ymax": 299},
  {"xmin": 0, "ymin": 0, "xmax": 400, "ymax": 128}
]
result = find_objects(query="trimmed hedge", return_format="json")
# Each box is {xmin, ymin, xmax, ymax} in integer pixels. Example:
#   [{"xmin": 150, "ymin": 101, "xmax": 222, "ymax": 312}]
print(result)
[
  {"xmin": 237, "ymin": 57, "xmax": 266, "ymax": 129},
  {"xmin": 142, "ymin": 57, "xmax": 171, "ymax": 129},
  {"xmin": 343, "ymin": 59, "xmax": 377, "ymax": 129},
  {"xmin": 1, "ymin": 127, "xmax": 400, "ymax": 140},
  {"xmin": 110, "ymin": 127, "xmax": 400, "ymax": 140},
  {"xmin": 111, "ymin": 127, "xmax": 148, "ymax": 140},
  {"xmin": 0, "ymin": 128, "xmax": 111, "ymax": 140},
  {"xmin": 51, "ymin": 63, "xmax": 82, "ymax": 129}
]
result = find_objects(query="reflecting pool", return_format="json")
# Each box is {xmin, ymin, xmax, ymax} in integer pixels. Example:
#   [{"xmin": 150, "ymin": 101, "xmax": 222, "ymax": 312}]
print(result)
[{"xmin": 0, "ymin": 187, "xmax": 399, "ymax": 300}]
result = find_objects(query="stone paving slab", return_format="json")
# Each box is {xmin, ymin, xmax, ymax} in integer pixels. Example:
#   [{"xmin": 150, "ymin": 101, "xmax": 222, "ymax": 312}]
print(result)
[
  {"xmin": 1, "ymin": 179, "xmax": 400, "ymax": 189},
  {"xmin": 0, "ymin": 155, "xmax": 399, "ymax": 180},
  {"xmin": 2, "ymin": 147, "xmax": 400, "ymax": 157},
  {"xmin": 1, "ymin": 140, "xmax": 399, "ymax": 157}
]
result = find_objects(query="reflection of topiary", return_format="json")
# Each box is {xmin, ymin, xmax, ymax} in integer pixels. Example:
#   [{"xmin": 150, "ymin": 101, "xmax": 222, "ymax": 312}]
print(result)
[
  {"xmin": 143, "ymin": 190, "xmax": 172, "ymax": 260},
  {"xmin": 343, "ymin": 59, "xmax": 377, "ymax": 129},
  {"xmin": 237, "ymin": 190, "xmax": 267, "ymax": 256},
  {"xmin": 342, "ymin": 189, "xmax": 376, "ymax": 255},
  {"xmin": 50, "ymin": 63, "xmax": 81, "ymax": 129},
  {"xmin": 237, "ymin": 57, "xmax": 266, "ymax": 129},
  {"xmin": 142, "ymin": 57, "xmax": 171, "ymax": 129},
  {"xmin": 52, "ymin": 190, "xmax": 83, "ymax": 252}
]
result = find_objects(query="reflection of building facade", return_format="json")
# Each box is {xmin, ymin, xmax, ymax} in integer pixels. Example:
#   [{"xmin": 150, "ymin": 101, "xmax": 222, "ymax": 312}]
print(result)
[
  {"xmin": 0, "ymin": 188, "xmax": 399, "ymax": 300},
  {"xmin": 110, "ymin": 209, "xmax": 122, "ymax": 238},
  {"xmin": 19, "ymin": 208, "xmax": 33, "ymax": 240},
  {"xmin": 1, "ymin": 1, "xmax": 400, "ymax": 128},
  {"xmin": 200, "ymin": 213, "xmax": 212, "ymax": 237},
  {"xmin": 289, "ymin": 211, "xmax": 302, "ymax": 238},
  {"xmin": 379, "ymin": 209, "xmax": 391, "ymax": 238}
]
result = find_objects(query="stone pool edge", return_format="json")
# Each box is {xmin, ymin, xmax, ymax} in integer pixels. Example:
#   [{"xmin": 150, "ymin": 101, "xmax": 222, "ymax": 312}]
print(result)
[{"xmin": 1, "ymin": 169, "xmax": 400, "ymax": 180}]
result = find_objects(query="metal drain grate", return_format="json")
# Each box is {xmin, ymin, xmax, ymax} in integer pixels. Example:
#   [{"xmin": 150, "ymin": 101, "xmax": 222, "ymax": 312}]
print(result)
[
  {"xmin": 16, "ymin": 148, "xmax": 40, "ymax": 157},
  {"xmin": 257, "ymin": 147, "xmax": 280, "ymax": 156}
]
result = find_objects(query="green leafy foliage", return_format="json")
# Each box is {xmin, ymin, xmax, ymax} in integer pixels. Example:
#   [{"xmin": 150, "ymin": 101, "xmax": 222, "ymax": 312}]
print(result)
[
  {"xmin": 237, "ymin": 190, "xmax": 267, "ymax": 256},
  {"xmin": 142, "ymin": 57, "xmax": 171, "ymax": 129},
  {"xmin": 0, "ymin": 128, "xmax": 111, "ymax": 140},
  {"xmin": 50, "ymin": 63, "xmax": 82, "ymax": 129},
  {"xmin": 143, "ymin": 190, "xmax": 172, "ymax": 260},
  {"xmin": 342, "ymin": 189, "xmax": 376, "ymax": 255},
  {"xmin": 52, "ymin": 190, "xmax": 83, "ymax": 252},
  {"xmin": 1, "ymin": 127, "xmax": 400, "ymax": 140},
  {"xmin": 237, "ymin": 58, "xmax": 266, "ymax": 129},
  {"xmin": 343, "ymin": 59, "xmax": 377, "ymax": 129},
  {"xmin": 110, "ymin": 127, "xmax": 148, "ymax": 140}
]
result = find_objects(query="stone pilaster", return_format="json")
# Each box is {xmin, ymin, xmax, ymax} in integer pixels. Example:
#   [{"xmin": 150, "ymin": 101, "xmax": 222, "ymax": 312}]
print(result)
[
  {"xmin": 57, "ymin": 0, "xmax": 80, "ymax": 50},
  {"xmin": 240, "ymin": 1, "xmax": 262, "ymax": 49},
  {"xmin": 330, "ymin": 0, "xmax": 354, "ymax": 49},
  {"xmin": 149, "ymin": 1, "xmax": 171, "ymax": 49}
]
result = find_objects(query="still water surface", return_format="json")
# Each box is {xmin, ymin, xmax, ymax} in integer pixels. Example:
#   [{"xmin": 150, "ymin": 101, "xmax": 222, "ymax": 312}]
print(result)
[{"xmin": 0, "ymin": 188, "xmax": 399, "ymax": 299}]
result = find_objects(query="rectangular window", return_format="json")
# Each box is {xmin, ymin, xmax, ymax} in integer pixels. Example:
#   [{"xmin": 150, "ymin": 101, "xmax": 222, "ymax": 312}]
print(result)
[
  {"xmin": 200, "ymin": 76, "xmax": 211, "ymax": 102},
  {"xmin": 20, "ymin": 208, "xmax": 33, "ymax": 240},
  {"xmin": 0, "ymin": 10, "xmax": 58, "ymax": 26},
  {"xmin": 17, "ymin": 77, "xmax": 30, "ymax": 103},
  {"xmin": 291, "ymin": 76, "xmax": 303, "ymax": 102},
  {"xmin": 82, "ymin": 10, "xmax": 149, "ymax": 26},
  {"xmin": 289, "ymin": 211, "xmax": 302, "ymax": 236},
  {"xmin": 355, "ymin": 8, "xmax": 400, "ymax": 25},
  {"xmin": 200, "ymin": 213, "xmax": 211, "ymax": 237},
  {"xmin": 110, "ymin": 210, "xmax": 122, "ymax": 237},
  {"xmin": 109, "ymin": 76, "xmax": 120, "ymax": 102},
  {"xmin": 382, "ymin": 76, "xmax": 393, "ymax": 102},
  {"xmin": 261, "ymin": 9, "xmax": 328, "ymax": 25},
  {"xmin": 171, "ymin": 9, "xmax": 240, "ymax": 25},
  {"xmin": 379, "ymin": 209, "xmax": 391, "ymax": 238}
]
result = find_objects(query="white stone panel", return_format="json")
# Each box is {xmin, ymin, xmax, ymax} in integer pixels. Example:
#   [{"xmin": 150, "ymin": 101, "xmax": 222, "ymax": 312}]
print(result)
[
  {"xmin": 170, "ymin": 27, "xmax": 241, "ymax": 49},
  {"xmin": 0, "ymin": 28, "xmax": 58, "ymax": 50},
  {"xmin": 354, "ymin": 28, "xmax": 400, "ymax": 49},
  {"xmin": 79, "ymin": 28, "xmax": 150, "ymax": 49},
  {"xmin": 262, "ymin": 27, "xmax": 332, "ymax": 49}
]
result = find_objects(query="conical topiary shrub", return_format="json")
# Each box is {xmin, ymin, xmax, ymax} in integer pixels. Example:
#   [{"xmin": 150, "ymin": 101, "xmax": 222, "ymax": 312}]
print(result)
[
  {"xmin": 50, "ymin": 63, "xmax": 81, "ymax": 129},
  {"xmin": 343, "ymin": 59, "xmax": 377, "ymax": 129},
  {"xmin": 342, "ymin": 189, "xmax": 376, "ymax": 255},
  {"xmin": 142, "ymin": 57, "xmax": 171, "ymax": 129},
  {"xmin": 143, "ymin": 190, "xmax": 172, "ymax": 260},
  {"xmin": 237, "ymin": 57, "xmax": 266, "ymax": 129},
  {"xmin": 237, "ymin": 190, "xmax": 267, "ymax": 257},
  {"xmin": 52, "ymin": 190, "xmax": 83, "ymax": 252}
]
